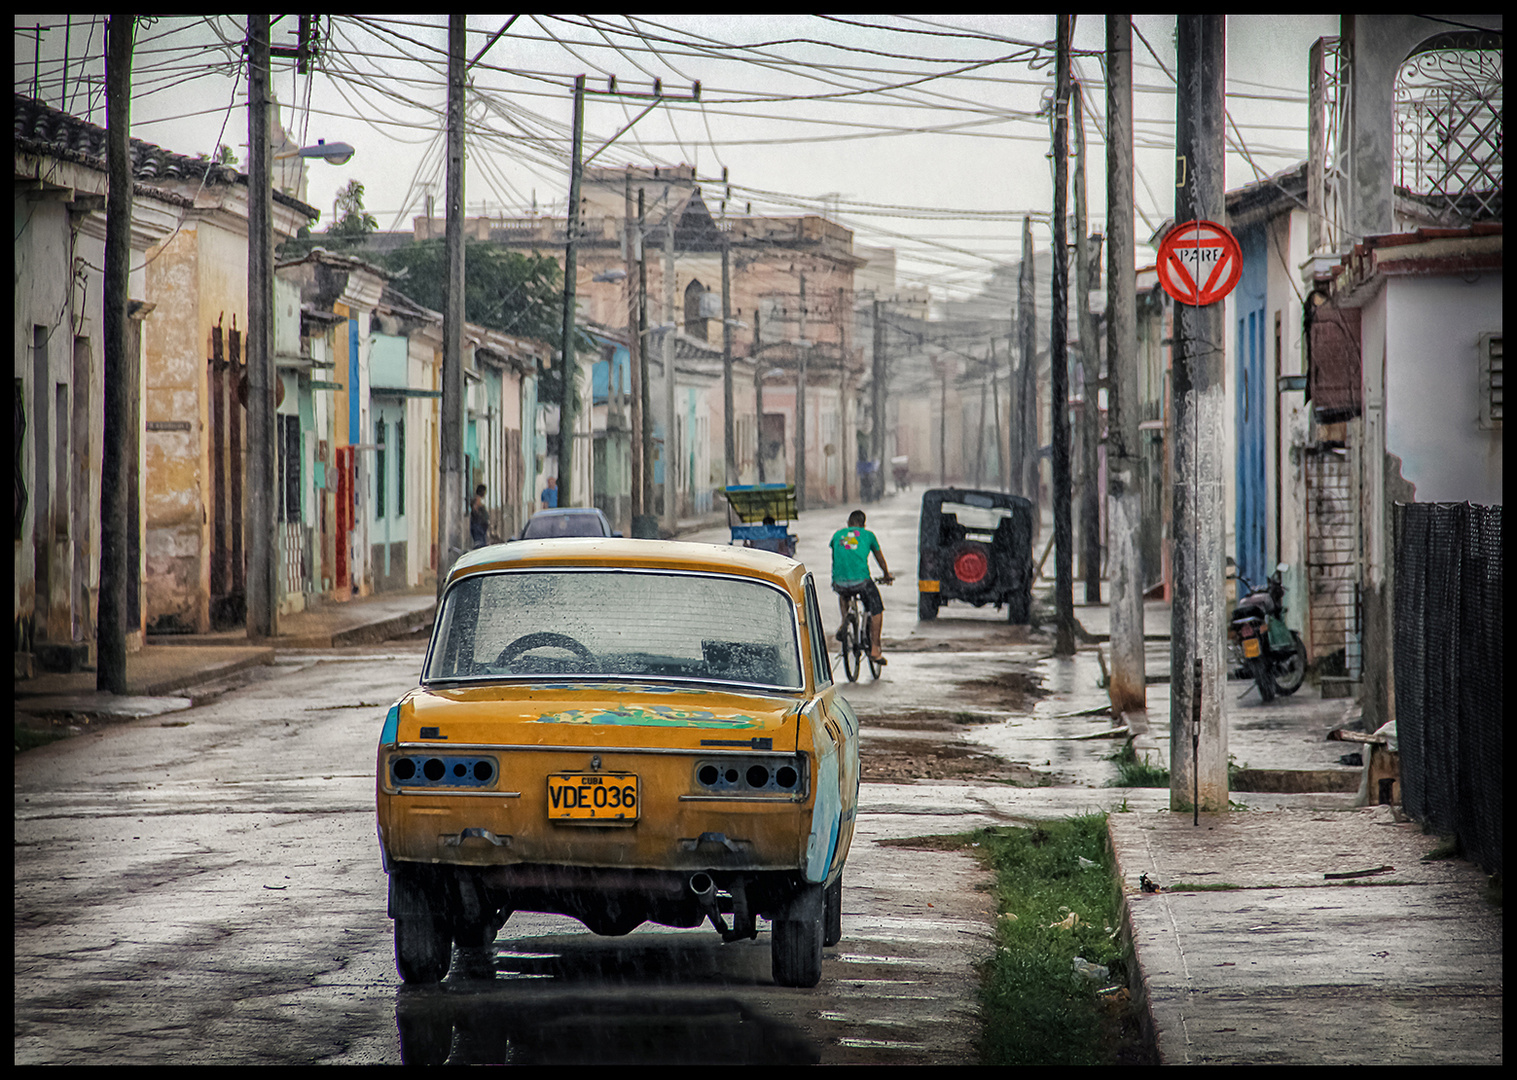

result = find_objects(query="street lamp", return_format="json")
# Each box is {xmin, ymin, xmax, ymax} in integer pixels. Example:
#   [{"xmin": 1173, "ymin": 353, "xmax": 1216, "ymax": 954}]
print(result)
[
  {"xmin": 593, "ymin": 268, "xmax": 628, "ymax": 283},
  {"xmin": 277, "ymin": 138, "xmax": 356, "ymax": 165}
]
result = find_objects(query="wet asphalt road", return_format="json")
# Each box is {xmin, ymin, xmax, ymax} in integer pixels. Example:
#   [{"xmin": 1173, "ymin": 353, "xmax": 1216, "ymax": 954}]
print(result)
[{"xmin": 14, "ymin": 490, "xmax": 1137, "ymax": 1064}]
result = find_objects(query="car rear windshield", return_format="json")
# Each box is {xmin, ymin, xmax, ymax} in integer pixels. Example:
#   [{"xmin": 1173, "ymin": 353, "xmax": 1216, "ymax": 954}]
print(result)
[
  {"xmin": 521, "ymin": 513, "xmax": 605, "ymax": 539},
  {"xmin": 425, "ymin": 569, "xmax": 804, "ymax": 690}
]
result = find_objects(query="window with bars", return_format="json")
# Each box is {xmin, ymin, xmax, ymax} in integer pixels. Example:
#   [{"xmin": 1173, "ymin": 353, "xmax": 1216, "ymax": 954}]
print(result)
[
  {"xmin": 278, "ymin": 414, "xmax": 301, "ymax": 522},
  {"xmin": 375, "ymin": 418, "xmax": 387, "ymax": 519}
]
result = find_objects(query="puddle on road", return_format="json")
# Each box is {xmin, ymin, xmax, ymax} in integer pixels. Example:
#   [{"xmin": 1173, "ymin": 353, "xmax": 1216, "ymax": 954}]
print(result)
[
  {"xmin": 950, "ymin": 669, "xmax": 1049, "ymax": 712},
  {"xmin": 393, "ymin": 932, "xmax": 823, "ymax": 1065},
  {"xmin": 862, "ymin": 735, "xmax": 1053, "ymax": 786}
]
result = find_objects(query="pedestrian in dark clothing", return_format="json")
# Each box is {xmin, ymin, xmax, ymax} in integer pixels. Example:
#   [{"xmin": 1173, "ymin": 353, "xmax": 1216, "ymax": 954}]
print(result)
[{"xmin": 470, "ymin": 485, "xmax": 489, "ymax": 549}]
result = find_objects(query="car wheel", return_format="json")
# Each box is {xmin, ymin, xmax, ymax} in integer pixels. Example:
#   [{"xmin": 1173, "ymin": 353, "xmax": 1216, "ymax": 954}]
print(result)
[
  {"xmin": 823, "ymin": 875, "xmax": 842, "ymax": 948},
  {"xmin": 772, "ymin": 886, "xmax": 824, "ymax": 987},
  {"xmin": 395, "ymin": 915, "xmax": 453, "ymax": 984},
  {"xmin": 1005, "ymin": 587, "xmax": 1031, "ymax": 624},
  {"xmin": 918, "ymin": 592, "xmax": 939, "ymax": 621}
]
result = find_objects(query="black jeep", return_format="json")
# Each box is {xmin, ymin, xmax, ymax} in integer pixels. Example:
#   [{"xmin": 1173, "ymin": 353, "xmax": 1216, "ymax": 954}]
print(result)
[{"xmin": 916, "ymin": 488, "xmax": 1035, "ymax": 623}]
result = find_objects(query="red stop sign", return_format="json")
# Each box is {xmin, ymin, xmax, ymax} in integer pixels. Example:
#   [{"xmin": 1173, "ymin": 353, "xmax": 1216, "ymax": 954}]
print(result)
[{"xmin": 1157, "ymin": 219, "xmax": 1242, "ymax": 306}]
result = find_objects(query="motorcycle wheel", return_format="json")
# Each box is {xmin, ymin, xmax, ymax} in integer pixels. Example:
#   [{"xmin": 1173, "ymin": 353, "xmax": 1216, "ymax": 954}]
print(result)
[
  {"xmin": 1273, "ymin": 632, "xmax": 1308, "ymax": 696},
  {"xmin": 1252, "ymin": 656, "xmax": 1276, "ymax": 703}
]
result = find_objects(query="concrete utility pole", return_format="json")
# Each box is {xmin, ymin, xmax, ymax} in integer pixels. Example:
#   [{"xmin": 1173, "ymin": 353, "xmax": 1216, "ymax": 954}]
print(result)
[
  {"xmin": 1015, "ymin": 216, "xmax": 1038, "ymax": 509},
  {"xmin": 625, "ymin": 175, "xmax": 641, "ymax": 518},
  {"xmin": 245, "ymin": 14, "xmax": 277, "ymax": 640},
  {"xmin": 754, "ymin": 307, "xmax": 766, "ymax": 483},
  {"xmin": 634, "ymin": 188, "xmax": 658, "ymax": 537},
  {"xmin": 437, "ymin": 15, "xmax": 466, "ymax": 599},
  {"xmin": 872, "ymin": 299, "xmax": 886, "ymax": 492},
  {"xmin": 1074, "ymin": 80, "xmax": 1102, "ymax": 603},
  {"xmin": 795, "ymin": 272, "xmax": 808, "ymax": 512},
  {"xmin": 662, "ymin": 208, "xmax": 676, "ymax": 536},
  {"xmin": 1170, "ymin": 14, "xmax": 1229, "ymax": 814},
  {"xmin": 1050, "ymin": 15, "xmax": 1076, "ymax": 656},
  {"xmin": 97, "ymin": 14, "xmax": 133, "ymax": 693},
  {"xmin": 722, "ymin": 238, "xmax": 735, "ymax": 486},
  {"xmin": 557, "ymin": 74, "xmax": 587, "ymax": 506},
  {"xmin": 1105, "ymin": 14, "xmax": 1146, "ymax": 718}
]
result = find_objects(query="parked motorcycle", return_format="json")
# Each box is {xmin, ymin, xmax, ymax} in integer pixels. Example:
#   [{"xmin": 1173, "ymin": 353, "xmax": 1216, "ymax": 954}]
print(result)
[{"xmin": 1227, "ymin": 562, "xmax": 1308, "ymax": 703}]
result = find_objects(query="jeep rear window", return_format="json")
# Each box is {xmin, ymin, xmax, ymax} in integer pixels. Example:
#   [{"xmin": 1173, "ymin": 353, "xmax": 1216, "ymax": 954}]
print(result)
[{"xmin": 426, "ymin": 569, "xmax": 804, "ymax": 690}]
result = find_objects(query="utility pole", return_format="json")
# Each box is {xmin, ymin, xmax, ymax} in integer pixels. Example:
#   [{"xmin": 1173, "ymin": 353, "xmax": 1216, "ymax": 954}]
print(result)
[
  {"xmin": 754, "ymin": 307, "xmax": 766, "ymax": 483},
  {"xmin": 1015, "ymin": 216, "xmax": 1038, "ymax": 511},
  {"xmin": 1051, "ymin": 15, "xmax": 1076, "ymax": 656},
  {"xmin": 97, "ymin": 14, "xmax": 133, "ymax": 693},
  {"xmin": 991, "ymin": 338, "xmax": 1006, "ymax": 486},
  {"xmin": 634, "ymin": 188, "xmax": 658, "ymax": 537},
  {"xmin": 1105, "ymin": 14, "xmax": 1146, "ymax": 718},
  {"xmin": 1074, "ymin": 80, "xmax": 1102, "ymax": 603},
  {"xmin": 872, "ymin": 298, "xmax": 886, "ymax": 495},
  {"xmin": 557, "ymin": 74, "xmax": 587, "ymax": 506},
  {"xmin": 938, "ymin": 361, "xmax": 947, "ymax": 487},
  {"xmin": 246, "ymin": 14, "xmax": 277, "ymax": 640},
  {"xmin": 437, "ymin": 14, "xmax": 466, "ymax": 598},
  {"xmin": 1170, "ymin": 14, "xmax": 1228, "ymax": 814},
  {"xmin": 625, "ymin": 174, "xmax": 642, "ymax": 519},
  {"xmin": 795, "ymin": 272, "xmax": 808, "ymax": 511},
  {"xmin": 663, "ymin": 206, "xmax": 677, "ymax": 536},
  {"xmin": 722, "ymin": 236, "xmax": 735, "ymax": 486}
]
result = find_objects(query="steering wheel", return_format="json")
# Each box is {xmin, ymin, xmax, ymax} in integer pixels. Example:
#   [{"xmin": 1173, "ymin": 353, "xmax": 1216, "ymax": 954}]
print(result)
[{"xmin": 494, "ymin": 632, "xmax": 596, "ymax": 669}]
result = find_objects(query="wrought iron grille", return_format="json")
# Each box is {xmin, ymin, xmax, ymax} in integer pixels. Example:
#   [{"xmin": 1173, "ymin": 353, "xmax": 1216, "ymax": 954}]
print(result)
[{"xmin": 1395, "ymin": 38, "xmax": 1503, "ymax": 223}]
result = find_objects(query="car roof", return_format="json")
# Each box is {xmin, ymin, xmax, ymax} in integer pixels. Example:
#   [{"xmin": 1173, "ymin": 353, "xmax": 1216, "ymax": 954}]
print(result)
[
  {"xmin": 529, "ymin": 507, "xmax": 607, "ymax": 519},
  {"xmin": 446, "ymin": 537, "xmax": 808, "ymax": 594}
]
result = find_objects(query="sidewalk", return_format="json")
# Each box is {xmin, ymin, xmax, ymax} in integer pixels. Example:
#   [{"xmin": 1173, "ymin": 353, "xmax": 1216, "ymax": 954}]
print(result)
[
  {"xmin": 1053, "ymin": 584, "xmax": 1502, "ymax": 1065},
  {"xmin": 14, "ymin": 587, "xmax": 436, "ymax": 712}
]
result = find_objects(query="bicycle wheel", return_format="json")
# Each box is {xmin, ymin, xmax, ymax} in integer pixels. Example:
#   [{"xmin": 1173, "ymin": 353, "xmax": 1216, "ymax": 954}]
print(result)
[{"xmin": 841, "ymin": 613, "xmax": 861, "ymax": 682}]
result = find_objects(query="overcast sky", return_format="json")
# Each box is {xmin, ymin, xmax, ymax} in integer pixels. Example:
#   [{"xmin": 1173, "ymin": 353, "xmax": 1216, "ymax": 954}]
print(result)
[{"xmin": 16, "ymin": 14, "xmax": 1340, "ymax": 304}]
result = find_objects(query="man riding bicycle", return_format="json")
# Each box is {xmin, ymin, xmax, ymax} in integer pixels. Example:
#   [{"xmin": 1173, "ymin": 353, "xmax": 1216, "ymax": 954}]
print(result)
[{"xmin": 830, "ymin": 510, "xmax": 894, "ymax": 665}]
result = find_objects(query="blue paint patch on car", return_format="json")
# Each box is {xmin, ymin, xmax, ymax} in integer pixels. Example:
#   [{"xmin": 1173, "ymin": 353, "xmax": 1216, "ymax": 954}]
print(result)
[{"xmin": 380, "ymin": 703, "xmax": 400, "ymax": 745}]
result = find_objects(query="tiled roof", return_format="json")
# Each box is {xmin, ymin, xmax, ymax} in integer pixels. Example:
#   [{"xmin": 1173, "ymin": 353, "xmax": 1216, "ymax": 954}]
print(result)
[{"xmin": 14, "ymin": 92, "xmax": 318, "ymax": 217}]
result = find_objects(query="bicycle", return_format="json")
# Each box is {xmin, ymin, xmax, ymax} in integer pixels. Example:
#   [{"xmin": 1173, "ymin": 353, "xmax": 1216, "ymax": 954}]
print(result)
[{"xmin": 837, "ymin": 576, "xmax": 892, "ymax": 682}]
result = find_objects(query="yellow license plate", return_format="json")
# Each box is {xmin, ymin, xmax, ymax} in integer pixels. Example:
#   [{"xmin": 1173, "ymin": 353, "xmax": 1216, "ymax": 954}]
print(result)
[
  {"xmin": 547, "ymin": 773, "xmax": 639, "ymax": 822},
  {"xmin": 1241, "ymin": 637, "xmax": 1261, "ymax": 658}
]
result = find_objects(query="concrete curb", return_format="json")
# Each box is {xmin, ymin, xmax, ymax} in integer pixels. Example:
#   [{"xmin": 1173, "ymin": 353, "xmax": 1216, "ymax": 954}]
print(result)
[{"xmin": 1107, "ymin": 813, "xmax": 1164, "ymax": 1063}]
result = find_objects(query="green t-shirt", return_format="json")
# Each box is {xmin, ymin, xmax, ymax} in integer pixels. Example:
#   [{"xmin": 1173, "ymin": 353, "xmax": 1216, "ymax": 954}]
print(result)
[{"xmin": 830, "ymin": 526, "xmax": 880, "ymax": 585}]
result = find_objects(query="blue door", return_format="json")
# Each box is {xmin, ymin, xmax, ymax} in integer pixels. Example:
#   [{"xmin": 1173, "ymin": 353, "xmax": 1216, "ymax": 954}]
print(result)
[{"xmin": 1236, "ymin": 303, "xmax": 1268, "ymax": 588}]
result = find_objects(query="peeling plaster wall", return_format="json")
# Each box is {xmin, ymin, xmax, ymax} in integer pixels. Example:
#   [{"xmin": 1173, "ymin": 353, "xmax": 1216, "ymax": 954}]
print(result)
[{"xmin": 1383, "ymin": 272, "xmax": 1503, "ymax": 506}]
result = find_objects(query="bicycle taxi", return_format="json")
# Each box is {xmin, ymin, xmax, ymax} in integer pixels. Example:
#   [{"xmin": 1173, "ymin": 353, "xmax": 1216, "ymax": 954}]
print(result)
[{"xmin": 724, "ymin": 483, "xmax": 798, "ymax": 559}]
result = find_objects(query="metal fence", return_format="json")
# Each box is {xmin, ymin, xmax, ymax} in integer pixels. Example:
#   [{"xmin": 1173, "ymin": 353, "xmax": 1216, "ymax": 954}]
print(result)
[{"xmin": 1393, "ymin": 501, "xmax": 1502, "ymax": 875}]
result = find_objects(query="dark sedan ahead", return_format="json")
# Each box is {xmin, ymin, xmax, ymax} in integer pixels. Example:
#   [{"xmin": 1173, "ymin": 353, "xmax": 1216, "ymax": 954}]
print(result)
[{"xmin": 516, "ymin": 507, "xmax": 621, "ymax": 540}]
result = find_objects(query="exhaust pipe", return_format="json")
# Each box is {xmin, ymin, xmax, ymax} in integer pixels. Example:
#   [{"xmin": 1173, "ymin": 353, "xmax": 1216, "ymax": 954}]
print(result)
[{"xmin": 688, "ymin": 871, "xmax": 715, "ymax": 898}]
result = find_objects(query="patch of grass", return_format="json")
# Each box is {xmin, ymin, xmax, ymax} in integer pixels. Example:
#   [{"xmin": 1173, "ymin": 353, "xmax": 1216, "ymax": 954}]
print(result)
[
  {"xmin": 969, "ymin": 814, "xmax": 1154, "ymax": 1065},
  {"xmin": 1105, "ymin": 742, "xmax": 1169, "ymax": 787},
  {"xmin": 14, "ymin": 723, "xmax": 72, "ymax": 754},
  {"xmin": 1422, "ymin": 836, "xmax": 1460, "ymax": 862}
]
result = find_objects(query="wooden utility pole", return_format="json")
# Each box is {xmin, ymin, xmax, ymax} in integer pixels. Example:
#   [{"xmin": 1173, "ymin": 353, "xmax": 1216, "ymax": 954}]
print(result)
[
  {"xmin": 97, "ymin": 14, "xmax": 133, "ymax": 692},
  {"xmin": 557, "ymin": 74, "xmax": 587, "ymax": 506},
  {"xmin": 1170, "ymin": 14, "xmax": 1229, "ymax": 814},
  {"xmin": 437, "ymin": 15, "xmax": 466, "ymax": 597},
  {"xmin": 1051, "ymin": 15, "xmax": 1076, "ymax": 656},
  {"xmin": 1074, "ymin": 80, "xmax": 1102, "ymax": 603},
  {"xmin": 245, "ymin": 14, "xmax": 277, "ymax": 640},
  {"xmin": 1105, "ymin": 14, "xmax": 1147, "ymax": 718}
]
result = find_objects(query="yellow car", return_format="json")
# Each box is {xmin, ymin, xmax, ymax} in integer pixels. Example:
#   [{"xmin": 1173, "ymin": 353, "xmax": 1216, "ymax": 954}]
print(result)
[{"xmin": 375, "ymin": 538, "xmax": 861, "ymax": 987}]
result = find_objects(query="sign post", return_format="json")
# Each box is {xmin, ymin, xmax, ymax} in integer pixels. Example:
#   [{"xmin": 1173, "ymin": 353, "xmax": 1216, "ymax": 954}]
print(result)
[{"xmin": 1157, "ymin": 219, "xmax": 1241, "ymax": 307}]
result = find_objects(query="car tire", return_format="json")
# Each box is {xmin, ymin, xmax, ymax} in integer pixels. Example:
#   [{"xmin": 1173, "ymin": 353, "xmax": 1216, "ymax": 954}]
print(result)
[
  {"xmin": 394, "ymin": 915, "xmax": 453, "ymax": 984},
  {"xmin": 1005, "ymin": 587, "xmax": 1031, "ymax": 625},
  {"xmin": 772, "ymin": 908, "xmax": 824, "ymax": 988},
  {"xmin": 823, "ymin": 875, "xmax": 842, "ymax": 948},
  {"xmin": 918, "ymin": 592, "xmax": 939, "ymax": 621}
]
